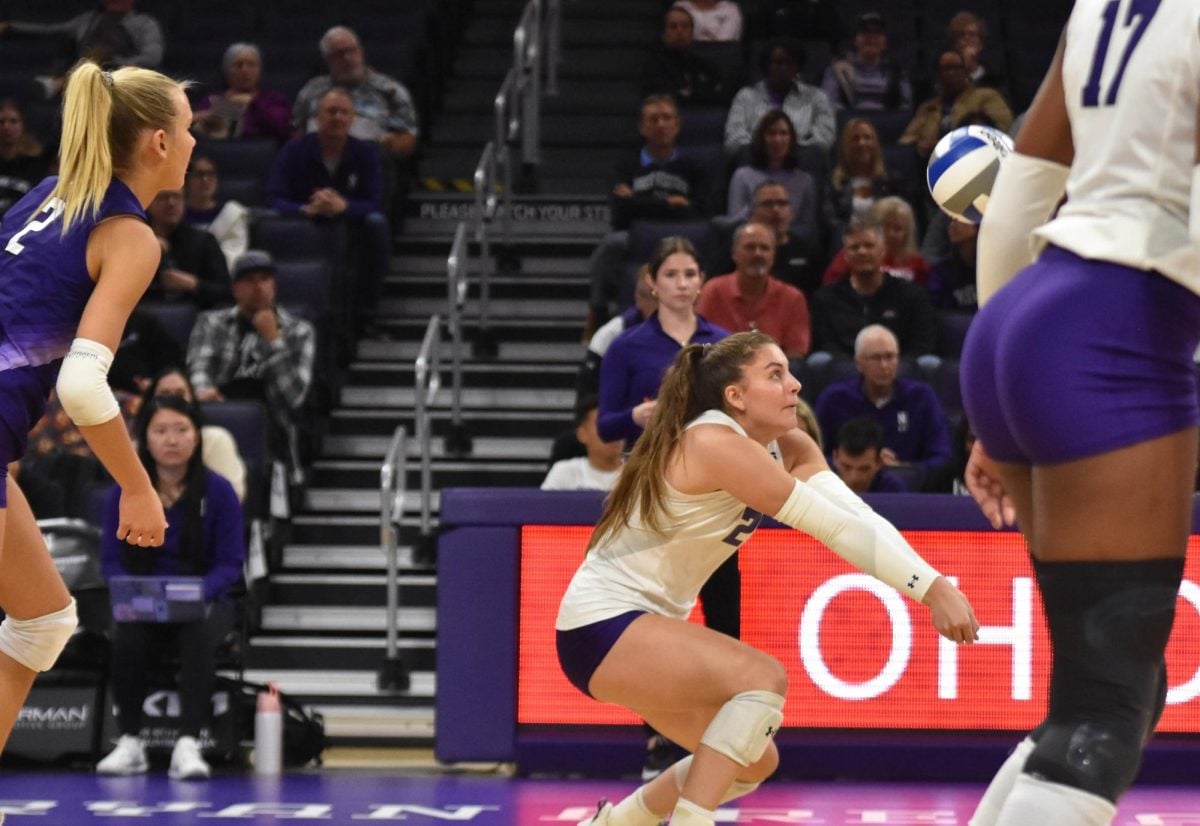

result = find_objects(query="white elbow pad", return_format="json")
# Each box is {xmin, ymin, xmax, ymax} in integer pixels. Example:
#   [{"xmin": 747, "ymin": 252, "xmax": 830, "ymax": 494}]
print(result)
[
  {"xmin": 56, "ymin": 338, "xmax": 120, "ymax": 426},
  {"xmin": 976, "ymin": 152, "xmax": 1070, "ymax": 306},
  {"xmin": 773, "ymin": 474, "xmax": 941, "ymax": 602},
  {"xmin": 1190, "ymin": 166, "xmax": 1200, "ymax": 249}
]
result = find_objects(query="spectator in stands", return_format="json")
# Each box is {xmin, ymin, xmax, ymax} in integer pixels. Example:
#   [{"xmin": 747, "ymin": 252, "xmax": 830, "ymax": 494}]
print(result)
[
  {"xmin": 899, "ymin": 50, "xmax": 1013, "ymax": 159},
  {"xmin": 267, "ymin": 87, "xmax": 390, "ymax": 336},
  {"xmin": 725, "ymin": 37, "xmax": 836, "ymax": 155},
  {"xmin": 639, "ymin": 5, "xmax": 729, "ymax": 107},
  {"xmin": 136, "ymin": 368, "xmax": 248, "ymax": 503},
  {"xmin": 748, "ymin": 181, "xmax": 823, "ymax": 298},
  {"xmin": 0, "ymin": 98, "xmax": 49, "ymax": 219},
  {"xmin": 922, "ymin": 416, "xmax": 974, "ymax": 495},
  {"xmin": 673, "ymin": 0, "xmax": 743, "ymax": 42},
  {"xmin": 946, "ymin": 11, "xmax": 1007, "ymax": 96},
  {"xmin": 95, "ymin": 395, "xmax": 245, "ymax": 781},
  {"xmin": 145, "ymin": 188, "xmax": 233, "ymax": 310},
  {"xmin": 598, "ymin": 236, "xmax": 727, "ymax": 446},
  {"xmin": 697, "ymin": 222, "xmax": 811, "ymax": 357},
  {"xmin": 187, "ymin": 250, "xmax": 315, "ymax": 486},
  {"xmin": 192, "ymin": 42, "xmax": 291, "ymax": 144},
  {"xmin": 824, "ymin": 196, "xmax": 929, "ymax": 285},
  {"xmin": 820, "ymin": 12, "xmax": 913, "ymax": 111},
  {"xmin": 725, "ymin": 110, "xmax": 819, "ymax": 232},
  {"xmin": 184, "ymin": 155, "xmax": 249, "ymax": 271},
  {"xmin": 0, "ymin": 0, "xmax": 164, "ymax": 98},
  {"xmin": 810, "ymin": 218, "xmax": 937, "ymax": 359},
  {"xmin": 292, "ymin": 26, "xmax": 418, "ymax": 161},
  {"xmin": 831, "ymin": 416, "xmax": 906, "ymax": 493},
  {"xmin": 541, "ymin": 396, "xmax": 624, "ymax": 491},
  {"xmin": 926, "ymin": 218, "xmax": 979, "ymax": 311},
  {"xmin": 584, "ymin": 94, "xmax": 710, "ymax": 334},
  {"xmin": 815, "ymin": 325, "xmax": 950, "ymax": 479},
  {"xmin": 827, "ymin": 117, "xmax": 904, "ymax": 240},
  {"xmin": 110, "ymin": 310, "xmax": 185, "ymax": 396},
  {"xmin": 579, "ymin": 266, "xmax": 657, "ymax": 400}
]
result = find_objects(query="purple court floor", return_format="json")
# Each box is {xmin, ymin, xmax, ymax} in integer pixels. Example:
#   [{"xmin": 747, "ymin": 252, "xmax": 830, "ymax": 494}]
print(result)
[{"xmin": 2, "ymin": 771, "xmax": 1199, "ymax": 824}]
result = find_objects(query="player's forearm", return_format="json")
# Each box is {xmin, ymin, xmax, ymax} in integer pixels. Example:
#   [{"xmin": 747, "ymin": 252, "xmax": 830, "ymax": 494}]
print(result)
[{"xmin": 76, "ymin": 417, "xmax": 155, "ymax": 495}]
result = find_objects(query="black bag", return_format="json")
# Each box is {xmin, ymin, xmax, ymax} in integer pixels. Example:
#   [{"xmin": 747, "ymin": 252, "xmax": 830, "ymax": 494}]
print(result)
[{"xmin": 222, "ymin": 677, "xmax": 326, "ymax": 767}]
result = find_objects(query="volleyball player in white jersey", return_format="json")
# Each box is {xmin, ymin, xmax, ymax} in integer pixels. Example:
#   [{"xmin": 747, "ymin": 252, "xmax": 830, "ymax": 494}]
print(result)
[
  {"xmin": 961, "ymin": 2, "xmax": 1200, "ymax": 824},
  {"xmin": 557, "ymin": 331, "xmax": 979, "ymax": 826}
]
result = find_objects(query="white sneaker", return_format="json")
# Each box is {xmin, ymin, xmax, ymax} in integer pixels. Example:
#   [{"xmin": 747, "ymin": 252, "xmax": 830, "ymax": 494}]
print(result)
[
  {"xmin": 96, "ymin": 735, "xmax": 148, "ymax": 775},
  {"xmin": 168, "ymin": 736, "xmax": 211, "ymax": 780},
  {"xmin": 578, "ymin": 800, "xmax": 612, "ymax": 825}
]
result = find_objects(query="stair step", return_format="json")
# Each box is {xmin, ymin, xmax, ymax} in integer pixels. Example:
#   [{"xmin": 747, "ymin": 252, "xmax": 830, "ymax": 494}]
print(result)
[
  {"xmin": 282, "ymin": 544, "xmax": 416, "ymax": 571},
  {"xmin": 391, "ymin": 254, "xmax": 590, "ymax": 277},
  {"xmin": 323, "ymin": 434, "xmax": 552, "ymax": 461},
  {"xmin": 241, "ymin": 668, "xmax": 435, "ymax": 700},
  {"xmin": 327, "ymin": 408, "xmax": 573, "ymax": 438},
  {"xmin": 291, "ymin": 515, "xmax": 430, "ymax": 547},
  {"xmin": 340, "ymin": 385, "xmax": 576, "ymax": 410},
  {"xmin": 380, "ymin": 317, "xmax": 583, "ymax": 343},
  {"xmin": 315, "ymin": 704, "xmax": 434, "ymax": 743},
  {"xmin": 267, "ymin": 572, "xmax": 437, "ymax": 606},
  {"xmin": 310, "ymin": 459, "xmax": 547, "ymax": 490},
  {"xmin": 347, "ymin": 360, "xmax": 575, "ymax": 389},
  {"xmin": 302, "ymin": 488, "xmax": 440, "ymax": 514},
  {"xmin": 247, "ymin": 635, "xmax": 436, "ymax": 672},
  {"xmin": 260, "ymin": 606, "xmax": 437, "ymax": 634},
  {"xmin": 356, "ymin": 339, "xmax": 585, "ymax": 363}
]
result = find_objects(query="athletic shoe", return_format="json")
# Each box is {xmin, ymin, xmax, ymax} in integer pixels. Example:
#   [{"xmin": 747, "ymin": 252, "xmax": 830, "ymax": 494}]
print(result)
[
  {"xmin": 641, "ymin": 734, "xmax": 673, "ymax": 782},
  {"xmin": 96, "ymin": 735, "xmax": 148, "ymax": 775},
  {"xmin": 168, "ymin": 736, "xmax": 211, "ymax": 780},
  {"xmin": 578, "ymin": 798, "xmax": 612, "ymax": 825}
]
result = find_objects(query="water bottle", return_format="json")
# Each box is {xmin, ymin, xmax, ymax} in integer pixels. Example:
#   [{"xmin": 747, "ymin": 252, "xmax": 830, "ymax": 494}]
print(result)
[{"xmin": 254, "ymin": 683, "xmax": 283, "ymax": 775}]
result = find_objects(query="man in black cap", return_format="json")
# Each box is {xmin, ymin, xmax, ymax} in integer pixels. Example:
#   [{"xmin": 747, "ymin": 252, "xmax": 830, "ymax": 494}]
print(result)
[
  {"xmin": 820, "ymin": 11, "xmax": 912, "ymax": 111},
  {"xmin": 187, "ymin": 250, "xmax": 316, "ymax": 486}
]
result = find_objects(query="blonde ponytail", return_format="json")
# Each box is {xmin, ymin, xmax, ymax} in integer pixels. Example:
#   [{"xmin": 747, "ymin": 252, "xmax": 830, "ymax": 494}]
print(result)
[{"xmin": 45, "ymin": 61, "xmax": 186, "ymax": 232}]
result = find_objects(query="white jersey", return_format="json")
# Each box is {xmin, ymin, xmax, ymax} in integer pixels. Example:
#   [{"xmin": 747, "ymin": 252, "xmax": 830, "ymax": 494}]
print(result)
[
  {"xmin": 556, "ymin": 409, "xmax": 782, "ymax": 630},
  {"xmin": 1034, "ymin": 0, "xmax": 1200, "ymax": 295}
]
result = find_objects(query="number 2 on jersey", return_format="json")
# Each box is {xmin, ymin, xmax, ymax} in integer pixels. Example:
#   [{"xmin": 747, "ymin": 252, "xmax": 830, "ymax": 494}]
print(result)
[
  {"xmin": 1081, "ymin": 0, "xmax": 1160, "ymax": 107},
  {"xmin": 721, "ymin": 506, "xmax": 763, "ymax": 548},
  {"xmin": 4, "ymin": 198, "xmax": 65, "ymax": 255}
]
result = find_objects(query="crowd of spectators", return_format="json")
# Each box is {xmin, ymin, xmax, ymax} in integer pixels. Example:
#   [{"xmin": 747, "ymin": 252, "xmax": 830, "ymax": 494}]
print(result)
[{"xmin": 578, "ymin": 2, "xmax": 1022, "ymax": 495}]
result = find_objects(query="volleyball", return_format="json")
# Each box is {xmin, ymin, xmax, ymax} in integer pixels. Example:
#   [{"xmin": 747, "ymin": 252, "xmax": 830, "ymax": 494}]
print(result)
[{"xmin": 926, "ymin": 125, "xmax": 1015, "ymax": 224}]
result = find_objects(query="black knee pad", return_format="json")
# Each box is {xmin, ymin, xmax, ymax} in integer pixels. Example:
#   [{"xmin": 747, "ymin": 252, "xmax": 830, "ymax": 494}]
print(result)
[{"xmin": 1025, "ymin": 556, "xmax": 1184, "ymax": 802}]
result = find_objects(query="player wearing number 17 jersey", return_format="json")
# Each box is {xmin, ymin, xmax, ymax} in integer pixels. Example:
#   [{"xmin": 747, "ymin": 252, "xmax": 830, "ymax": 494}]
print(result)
[
  {"xmin": 961, "ymin": 1, "xmax": 1200, "ymax": 824},
  {"xmin": 0, "ymin": 60, "xmax": 190, "ymax": 760}
]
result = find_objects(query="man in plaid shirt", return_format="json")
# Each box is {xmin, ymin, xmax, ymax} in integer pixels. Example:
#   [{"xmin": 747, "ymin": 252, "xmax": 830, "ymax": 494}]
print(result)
[{"xmin": 187, "ymin": 250, "xmax": 315, "ymax": 469}]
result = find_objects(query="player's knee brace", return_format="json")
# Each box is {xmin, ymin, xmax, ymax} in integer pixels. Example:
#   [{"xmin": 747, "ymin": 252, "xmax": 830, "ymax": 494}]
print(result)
[
  {"xmin": 0, "ymin": 599, "xmax": 78, "ymax": 672},
  {"xmin": 699, "ymin": 690, "xmax": 784, "ymax": 768},
  {"xmin": 1024, "ymin": 557, "xmax": 1182, "ymax": 802}
]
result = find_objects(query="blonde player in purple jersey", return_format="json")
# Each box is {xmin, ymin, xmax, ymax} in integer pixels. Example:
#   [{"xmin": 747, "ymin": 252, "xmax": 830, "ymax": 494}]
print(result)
[
  {"xmin": 0, "ymin": 60, "xmax": 193, "ymax": 759},
  {"xmin": 961, "ymin": 1, "xmax": 1200, "ymax": 823}
]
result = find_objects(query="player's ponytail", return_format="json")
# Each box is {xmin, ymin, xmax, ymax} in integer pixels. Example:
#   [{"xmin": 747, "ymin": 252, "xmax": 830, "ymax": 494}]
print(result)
[
  {"xmin": 47, "ymin": 61, "xmax": 185, "ymax": 232},
  {"xmin": 589, "ymin": 331, "xmax": 775, "ymax": 549}
]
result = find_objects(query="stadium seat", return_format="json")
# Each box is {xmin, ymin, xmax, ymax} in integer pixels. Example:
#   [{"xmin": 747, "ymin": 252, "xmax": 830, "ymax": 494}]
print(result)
[
  {"xmin": 195, "ymin": 138, "xmax": 278, "ymax": 182},
  {"xmin": 936, "ymin": 310, "xmax": 974, "ymax": 359},
  {"xmin": 199, "ymin": 400, "xmax": 271, "ymax": 521},
  {"xmin": 628, "ymin": 219, "xmax": 722, "ymax": 275},
  {"xmin": 251, "ymin": 214, "xmax": 346, "ymax": 264},
  {"xmin": 677, "ymin": 107, "xmax": 728, "ymax": 147},
  {"xmin": 137, "ymin": 301, "xmax": 198, "ymax": 353}
]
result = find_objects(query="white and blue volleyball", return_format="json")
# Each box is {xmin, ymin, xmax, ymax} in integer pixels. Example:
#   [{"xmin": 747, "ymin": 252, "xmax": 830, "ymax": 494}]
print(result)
[{"xmin": 926, "ymin": 125, "xmax": 1014, "ymax": 224}]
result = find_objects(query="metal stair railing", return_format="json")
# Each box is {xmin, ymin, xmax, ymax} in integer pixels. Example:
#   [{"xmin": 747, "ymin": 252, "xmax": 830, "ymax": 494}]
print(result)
[
  {"xmin": 444, "ymin": 226, "xmax": 474, "ymax": 454},
  {"xmin": 378, "ymin": 424, "xmax": 410, "ymax": 692}
]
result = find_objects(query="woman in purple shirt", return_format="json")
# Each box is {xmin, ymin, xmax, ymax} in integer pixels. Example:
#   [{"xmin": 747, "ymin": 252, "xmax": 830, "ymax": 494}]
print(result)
[
  {"xmin": 97, "ymin": 395, "xmax": 245, "ymax": 780},
  {"xmin": 192, "ymin": 43, "xmax": 291, "ymax": 144}
]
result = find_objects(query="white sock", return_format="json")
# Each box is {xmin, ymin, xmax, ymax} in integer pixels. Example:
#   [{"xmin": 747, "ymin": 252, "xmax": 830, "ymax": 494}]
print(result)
[
  {"xmin": 609, "ymin": 787, "xmax": 663, "ymax": 826},
  {"xmin": 995, "ymin": 774, "xmax": 1116, "ymax": 826},
  {"xmin": 670, "ymin": 798, "xmax": 716, "ymax": 825},
  {"xmin": 969, "ymin": 737, "xmax": 1036, "ymax": 826}
]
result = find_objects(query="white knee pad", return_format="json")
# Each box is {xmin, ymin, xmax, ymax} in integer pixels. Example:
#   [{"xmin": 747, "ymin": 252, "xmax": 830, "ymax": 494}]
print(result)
[
  {"xmin": 0, "ymin": 598, "xmax": 78, "ymax": 672},
  {"xmin": 699, "ymin": 690, "xmax": 785, "ymax": 767}
]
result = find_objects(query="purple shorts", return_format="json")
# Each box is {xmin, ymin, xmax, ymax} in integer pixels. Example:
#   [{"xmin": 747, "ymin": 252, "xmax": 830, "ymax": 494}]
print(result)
[
  {"xmin": 556, "ymin": 610, "xmax": 644, "ymax": 698},
  {"xmin": 0, "ymin": 365, "xmax": 53, "ymax": 509},
  {"xmin": 962, "ymin": 246, "xmax": 1200, "ymax": 464}
]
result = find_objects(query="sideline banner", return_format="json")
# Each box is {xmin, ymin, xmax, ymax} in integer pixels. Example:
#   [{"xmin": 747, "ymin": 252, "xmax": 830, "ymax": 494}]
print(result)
[{"xmin": 518, "ymin": 527, "xmax": 1200, "ymax": 732}]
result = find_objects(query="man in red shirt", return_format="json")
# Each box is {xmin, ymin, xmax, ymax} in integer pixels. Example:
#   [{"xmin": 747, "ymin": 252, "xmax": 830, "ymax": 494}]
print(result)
[{"xmin": 696, "ymin": 222, "xmax": 811, "ymax": 356}]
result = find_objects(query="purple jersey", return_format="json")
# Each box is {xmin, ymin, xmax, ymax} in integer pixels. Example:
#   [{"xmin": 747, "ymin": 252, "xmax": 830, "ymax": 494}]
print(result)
[{"xmin": 0, "ymin": 177, "xmax": 147, "ymax": 475}]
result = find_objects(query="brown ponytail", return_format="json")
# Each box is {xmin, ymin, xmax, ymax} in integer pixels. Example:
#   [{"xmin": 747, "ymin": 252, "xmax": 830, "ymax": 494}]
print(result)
[{"xmin": 588, "ymin": 330, "xmax": 775, "ymax": 549}]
